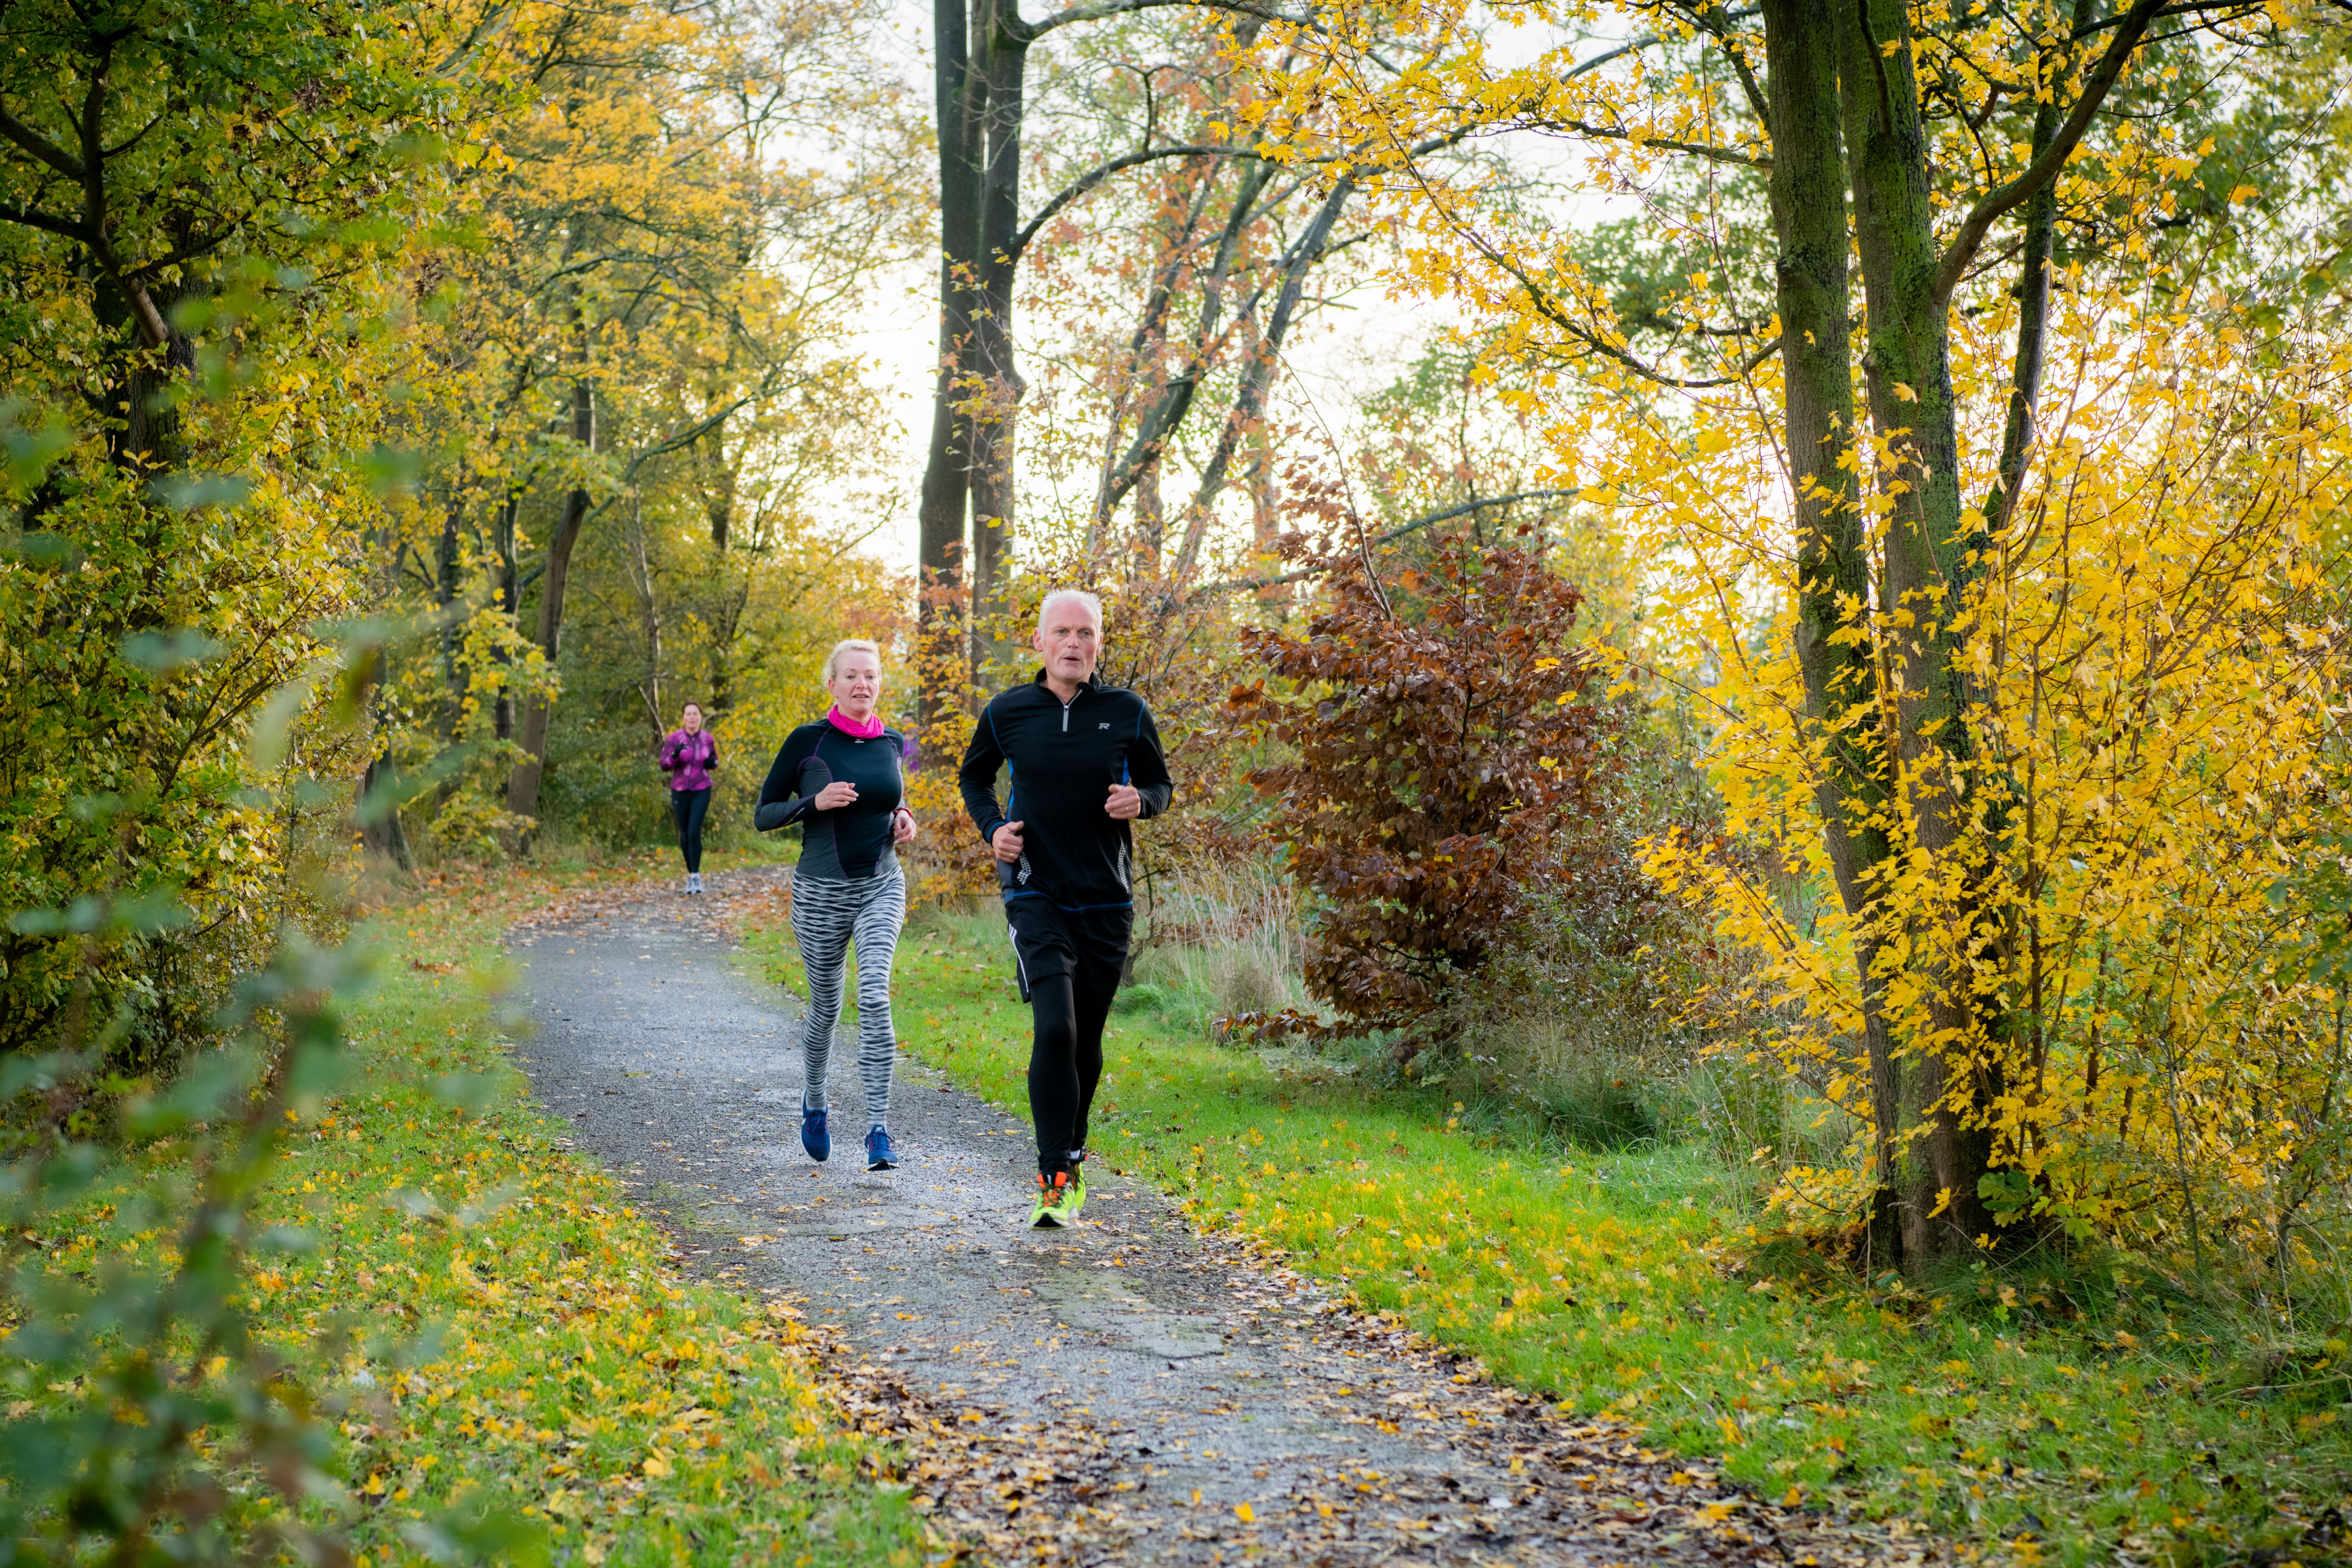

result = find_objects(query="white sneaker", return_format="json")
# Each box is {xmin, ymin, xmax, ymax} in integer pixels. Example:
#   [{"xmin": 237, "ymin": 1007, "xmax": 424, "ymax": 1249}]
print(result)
[{"xmin": 688, "ymin": 873, "xmax": 703, "ymax": 894}]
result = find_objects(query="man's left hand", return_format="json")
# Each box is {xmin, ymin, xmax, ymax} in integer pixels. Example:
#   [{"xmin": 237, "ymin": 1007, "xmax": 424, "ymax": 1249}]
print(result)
[{"xmin": 1106, "ymin": 783, "xmax": 1143, "ymax": 821}]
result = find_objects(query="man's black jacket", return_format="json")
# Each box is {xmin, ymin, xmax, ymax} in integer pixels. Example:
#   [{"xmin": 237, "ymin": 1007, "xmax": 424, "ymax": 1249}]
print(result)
[{"xmin": 957, "ymin": 671, "xmax": 1173, "ymax": 909}]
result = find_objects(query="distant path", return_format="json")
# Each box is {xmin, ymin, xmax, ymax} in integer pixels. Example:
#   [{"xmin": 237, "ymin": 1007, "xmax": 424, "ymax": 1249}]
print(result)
[{"xmin": 506, "ymin": 868, "xmax": 1905, "ymax": 1567}]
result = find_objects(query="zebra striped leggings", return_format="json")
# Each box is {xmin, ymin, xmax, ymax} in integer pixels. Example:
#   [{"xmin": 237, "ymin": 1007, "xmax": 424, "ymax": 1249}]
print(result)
[{"xmin": 788, "ymin": 860, "xmax": 905, "ymax": 1126}]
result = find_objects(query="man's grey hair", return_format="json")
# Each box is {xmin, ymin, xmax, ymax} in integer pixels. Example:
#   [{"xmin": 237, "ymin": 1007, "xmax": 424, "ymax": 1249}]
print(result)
[{"xmin": 1035, "ymin": 588, "xmax": 1104, "ymax": 635}]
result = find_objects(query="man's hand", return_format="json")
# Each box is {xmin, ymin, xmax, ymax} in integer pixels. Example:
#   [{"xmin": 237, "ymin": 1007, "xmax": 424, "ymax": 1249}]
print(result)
[
  {"xmin": 991, "ymin": 820, "xmax": 1025, "ymax": 863},
  {"xmin": 892, "ymin": 808, "xmax": 919, "ymax": 845},
  {"xmin": 813, "ymin": 781, "xmax": 858, "ymax": 810},
  {"xmin": 1106, "ymin": 783, "xmax": 1143, "ymax": 821}
]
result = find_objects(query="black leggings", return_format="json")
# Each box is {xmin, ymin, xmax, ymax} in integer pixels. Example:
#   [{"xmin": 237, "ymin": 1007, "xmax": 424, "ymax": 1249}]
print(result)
[
  {"xmin": 1027, "ymin": 971, "xmax": 1117, "ymax": 1173},
  {"xmin": 670, "ymin": 787, "xmax": 710, "ymax": 873}
]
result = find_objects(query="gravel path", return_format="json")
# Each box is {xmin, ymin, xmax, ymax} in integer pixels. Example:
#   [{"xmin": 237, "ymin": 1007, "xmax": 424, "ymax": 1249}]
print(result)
[{"xmin": 506, "ymin": 868, "xmax": 1917, "ymax": 1568}]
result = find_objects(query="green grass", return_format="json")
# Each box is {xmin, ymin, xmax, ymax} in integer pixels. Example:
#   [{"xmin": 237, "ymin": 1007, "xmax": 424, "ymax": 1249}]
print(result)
[
  {"xmin": 21, "ymin": 881, "xmax": 929, "ymax": 1567},
  {"xmin": 742, "ymin": 905, "xmax": 2352, "ymax": 1567}
]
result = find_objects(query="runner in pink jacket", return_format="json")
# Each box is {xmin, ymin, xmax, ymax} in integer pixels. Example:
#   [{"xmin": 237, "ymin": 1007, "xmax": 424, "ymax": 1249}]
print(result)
[{"xmin": 659, "ymin": 702, "xmax": 718, "ymax": 893}]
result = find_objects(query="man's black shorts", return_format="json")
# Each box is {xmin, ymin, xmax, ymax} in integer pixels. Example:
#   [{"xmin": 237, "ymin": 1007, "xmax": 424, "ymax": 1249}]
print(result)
[{"xmin": 1005, "ymin": 899, "xmax": 1132, "ymax": 1003}]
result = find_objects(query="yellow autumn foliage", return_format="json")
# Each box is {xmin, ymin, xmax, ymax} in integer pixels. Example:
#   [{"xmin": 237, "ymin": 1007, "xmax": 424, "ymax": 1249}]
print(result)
[
  {"xmin": 1599, "ymin": 286, "xmax": 2349, "ymax": 1259},
  {"xmin": 1223, "ymin": 0, "xmax": 2352, "ymax": 1271}
]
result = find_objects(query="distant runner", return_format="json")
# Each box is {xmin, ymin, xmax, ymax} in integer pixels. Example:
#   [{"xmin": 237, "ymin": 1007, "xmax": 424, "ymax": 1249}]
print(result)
[
  {"xmin": 755, "ymin": 639, "xmax": 919, "ymax": 1172},
  {"xmin": 658, "ymin": 702, "xmax": 718, "ymax": 895},
  {"xmin": 958, "ymin": 590, "xmax": 1173, "ymax": 1227}
]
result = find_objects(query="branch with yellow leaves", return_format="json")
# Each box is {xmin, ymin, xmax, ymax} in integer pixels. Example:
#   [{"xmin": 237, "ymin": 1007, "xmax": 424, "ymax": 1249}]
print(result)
[{"xmin": 1931, "ymin": 0, "xmax": 2175, "ymax": 309}]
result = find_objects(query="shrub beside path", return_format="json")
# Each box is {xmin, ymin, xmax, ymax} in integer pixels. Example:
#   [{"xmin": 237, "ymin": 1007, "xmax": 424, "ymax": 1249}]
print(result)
[{"xmin": 506, "ymin": 868, "xmax": 1924, "ymax": 1566}]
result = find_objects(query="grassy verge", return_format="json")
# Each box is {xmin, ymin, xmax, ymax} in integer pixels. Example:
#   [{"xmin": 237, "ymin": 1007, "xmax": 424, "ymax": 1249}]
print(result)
[
  {"xmin": 20, "ymin": 872, "xmax": 927, "ymax": 1566},
  {"xmin": 740, "ymin": 904, "xmax": 2351, "ymax": 1568}
]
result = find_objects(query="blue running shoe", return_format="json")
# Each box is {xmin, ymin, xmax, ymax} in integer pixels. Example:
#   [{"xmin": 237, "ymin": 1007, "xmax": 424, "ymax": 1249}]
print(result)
[
  {"xmin": 800, "ymin": 1104, "xmax": 830, "ymax": 1163},
  {"xmin": 864, "ymin": 1126, "xmax": 898, "ymax": 1172}
]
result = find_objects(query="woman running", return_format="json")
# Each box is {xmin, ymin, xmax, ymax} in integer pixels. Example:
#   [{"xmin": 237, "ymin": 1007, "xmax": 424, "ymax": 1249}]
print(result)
[
  {"xmin": 755, "ymin": 640, "xmax": 919, "ymax": 1171},
  {"xmin": 659, "ymin": 702, "xmax": 718, "ymax": 895}
]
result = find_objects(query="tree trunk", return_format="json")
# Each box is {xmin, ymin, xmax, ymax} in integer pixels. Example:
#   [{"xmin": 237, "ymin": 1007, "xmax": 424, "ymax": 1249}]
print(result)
[
  {"xmin": 90, "ymin": 236, "xmax": 195, "ymax": 476},
  {"xmin": 507, "ymin": 375, "xmax": 595, "ymax": 828},
  {"xmin": 625, "ymin": 496, "xmax": 664, "ymax": 737},
  {"xmin": 1758, "ymin": 0, "xmax": 1910, "ymax": 1271},
  {"xmin": 1972, "ymin": 1, "xmax": 2085, "ymax": 1110},
  {"xmin": 918, "ymin": 0, "xmax": 987, "ymax": 725},
  {"xmin": 359, "ymin": 749, "xmax": 413, "ymax": 873},
  {"xmin": 1835, "ymin": 0, "xmax": 1997, "ymax": 1256},
  {"xmin": 1097, "ymin": 159, "xmax": 1274, "ymax": 533},
  {"xmin": 493, "ymin": 493, "xmax": 519, "ymax": 744},
  {"xmin": 434, "ymin": 496, "xmax": 465, "ymax": 735},
  {"xmin": 704, "ymin": 414, "xmax": 735, "ymax": 552},
  {"xmin": 1088, "ymin": 156, "xmax": 1225, "ymax": 558},
  {"xmin": 968, "ymin": 0, "xmax": 1030, "ymax": 681},
  {"xmin": 1173, "ymin": 177, "xmax": 1353, "ymax": 578}
]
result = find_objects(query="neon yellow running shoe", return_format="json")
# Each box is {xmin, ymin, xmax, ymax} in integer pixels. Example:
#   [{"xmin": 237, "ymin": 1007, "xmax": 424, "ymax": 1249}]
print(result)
[
  {"xmin": 1028, "ymin": 1169, "xmax": 1077, "ymax": 1229},
  {"xmin": 1065, "ymin": 1159, "xmax": 1088, "ymax": 1218}
]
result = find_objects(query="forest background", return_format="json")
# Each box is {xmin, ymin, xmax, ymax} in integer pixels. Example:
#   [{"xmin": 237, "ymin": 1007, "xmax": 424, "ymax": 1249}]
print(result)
[{"xmin": 9, "ymin": 0, "xmax": 2352, "ymax": 1559}]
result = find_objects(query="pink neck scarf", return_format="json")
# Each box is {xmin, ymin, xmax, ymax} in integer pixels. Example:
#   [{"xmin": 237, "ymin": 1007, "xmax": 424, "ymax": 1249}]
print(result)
[{"xmin": 826, "ymin": 704, "xmax": 885, "ymax": 739}]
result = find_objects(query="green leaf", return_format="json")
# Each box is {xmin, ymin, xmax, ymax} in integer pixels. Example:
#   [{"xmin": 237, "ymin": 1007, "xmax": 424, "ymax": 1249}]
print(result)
[{"xmin": 0, "ymin": 402, "xmax": 71, "ymax": 498}]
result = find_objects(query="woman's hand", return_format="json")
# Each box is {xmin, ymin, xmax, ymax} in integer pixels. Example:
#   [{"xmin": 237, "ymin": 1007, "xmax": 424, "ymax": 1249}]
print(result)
[
  {"xmin": 813, "ymin": 781, "xmax": 859, "ymax": 811},
  {"xmin": 892, "ymin": 808, "xmax": 918, "ymax": 844}
]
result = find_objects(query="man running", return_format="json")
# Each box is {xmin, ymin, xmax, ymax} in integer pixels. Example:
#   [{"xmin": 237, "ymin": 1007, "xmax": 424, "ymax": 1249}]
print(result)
[{"xmin": 959, "ymin": 589, "xmax": 1173, "ymax": 1228}]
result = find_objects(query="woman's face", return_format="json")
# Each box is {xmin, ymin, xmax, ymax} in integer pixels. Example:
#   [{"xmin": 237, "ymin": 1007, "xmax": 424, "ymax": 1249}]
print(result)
[
  {"xmin": 828, "ymin": 652, "xmax": 882, "ymax": 717},
  {"xmin": 681, "ymin": 704, "xmax": 704, "ymax": 733}
]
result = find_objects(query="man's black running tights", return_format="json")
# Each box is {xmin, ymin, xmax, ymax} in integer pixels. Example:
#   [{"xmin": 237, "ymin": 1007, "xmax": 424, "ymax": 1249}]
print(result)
[{"xmin": 1027, "ymin": 971, "xmax": 1116, "ymax": 1174}]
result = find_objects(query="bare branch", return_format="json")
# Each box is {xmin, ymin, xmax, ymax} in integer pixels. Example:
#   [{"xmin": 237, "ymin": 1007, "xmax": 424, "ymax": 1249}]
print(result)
[
  {"xmin": 1194, "ymin": 490, "xmax": 1583, "ymax": 593},
  {"xmin": 2071, "ymin": 0, "xmax": 2268, "ymax": 34},
  {"xmin": 1527, "ymin": 115, "xmax": 1770, "ymax": 169},
  {"xmin": 1487, "ymin": 237, "xmax": 1779, "ymax": 388},
  {"xmin": 1684, "ymin": 2, "xmax": 1772, "ymax": 124},
  {"xmin": 1012, "ymin": 142, "xmax": 1264, "ymax": 258},
  {"xmin": 0, "ymin": 103, "xmax": 85, "ymax": 180},
  {"xmin": 1019, "ymin": 0, "xmax": 1308, "ymax": 42},
  {"xmin": 0, "ymin": 199, "xmax": 94, "ymax": 244}
]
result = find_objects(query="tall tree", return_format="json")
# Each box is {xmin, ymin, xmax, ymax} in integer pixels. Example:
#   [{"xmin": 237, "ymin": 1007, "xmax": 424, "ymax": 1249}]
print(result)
[
  {"xmin": 1241, "ymin": 0, "xmax": 2329, "ymax": 1263},
  {"xmin": 917, "ymin": 0, "xmax": 1490, "ymax": 715},
  {"xmin": 374, "ymin": 0, "xmax": 912, "ymax": 840},
  {"xmin": 0, "ymin": 0, "xmax": 447, "ymax": 1056}
]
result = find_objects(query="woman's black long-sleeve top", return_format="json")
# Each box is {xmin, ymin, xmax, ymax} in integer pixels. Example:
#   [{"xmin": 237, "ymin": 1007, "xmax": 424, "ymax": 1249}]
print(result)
[{"xmin": 753, "ymin": 722, "xmax": 906, "ymax": 880}]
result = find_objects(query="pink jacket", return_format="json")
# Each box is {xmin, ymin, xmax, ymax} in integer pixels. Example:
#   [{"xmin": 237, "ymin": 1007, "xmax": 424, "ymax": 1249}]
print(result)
[{"xmin": 659, "ymin": 729, "xmax": 717, "ymax": 792}]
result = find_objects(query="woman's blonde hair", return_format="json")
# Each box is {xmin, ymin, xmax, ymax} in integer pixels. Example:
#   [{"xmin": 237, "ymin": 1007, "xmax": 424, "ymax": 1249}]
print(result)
[{"xmin": 821, "ymin": 638, "xmax": 882, "ymax": 685}]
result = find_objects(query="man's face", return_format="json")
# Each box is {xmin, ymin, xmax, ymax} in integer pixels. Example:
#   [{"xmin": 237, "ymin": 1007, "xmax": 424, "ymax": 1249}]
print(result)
[{"xmin": 1034, "ymin": 603, "xmax": 1103, "ymax": 685}]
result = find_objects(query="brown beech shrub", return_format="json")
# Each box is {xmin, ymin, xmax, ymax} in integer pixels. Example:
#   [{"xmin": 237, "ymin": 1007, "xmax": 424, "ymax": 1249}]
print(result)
[{"xmin": 1227, "ymin": 534, "xmax": 1627, "ymax": 1041}]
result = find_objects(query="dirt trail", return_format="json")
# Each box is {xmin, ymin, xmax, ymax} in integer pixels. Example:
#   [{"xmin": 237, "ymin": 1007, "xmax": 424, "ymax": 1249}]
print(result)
[{"xmin": 507, "ymin": 868, "xmax": 1917, "ymax": 1567}]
